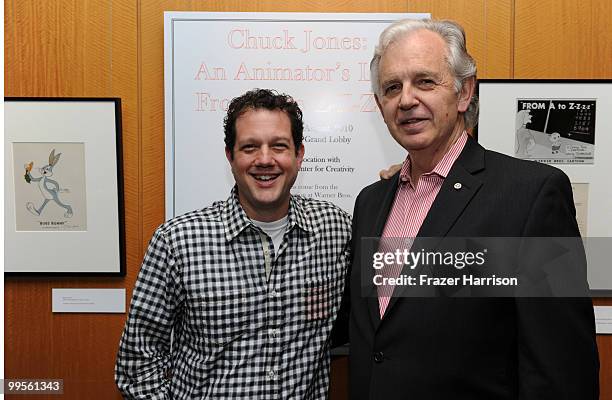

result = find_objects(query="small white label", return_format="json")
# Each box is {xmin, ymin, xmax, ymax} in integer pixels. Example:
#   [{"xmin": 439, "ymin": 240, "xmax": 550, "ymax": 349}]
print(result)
[
  {"xmin": 52, "ymin": 288, "xmax": 125, "ymax": 313},
  {"xmin": 594, "ymin": 306, "xmax": 612, "ymax": 334}
]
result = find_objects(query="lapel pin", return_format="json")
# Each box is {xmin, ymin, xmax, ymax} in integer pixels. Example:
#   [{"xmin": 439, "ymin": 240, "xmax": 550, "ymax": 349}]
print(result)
[{"xmin": 453, "ymin": 182, "xmax": 462, "ymax": 190}]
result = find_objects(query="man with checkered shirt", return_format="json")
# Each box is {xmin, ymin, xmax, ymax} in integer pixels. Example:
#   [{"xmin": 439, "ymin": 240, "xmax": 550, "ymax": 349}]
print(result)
[{"xmin": 115, "ymin": 89, "xmax": 351, "ymax": 399}]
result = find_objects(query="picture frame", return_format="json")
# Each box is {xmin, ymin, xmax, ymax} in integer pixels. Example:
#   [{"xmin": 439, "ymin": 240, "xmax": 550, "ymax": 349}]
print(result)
[
  {"xmin": 4, "ymin": 98, "xmax": 125, "ymax": 276},
  {"xmin": 476, "ymin": 79, "xmax": 612, "ymax": 290}
]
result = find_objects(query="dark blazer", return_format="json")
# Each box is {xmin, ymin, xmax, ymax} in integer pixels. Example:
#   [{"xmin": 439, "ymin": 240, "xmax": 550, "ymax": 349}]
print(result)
[{"xmin": 346, "ymin": 137, "xmax": 599, "ymax": 400}]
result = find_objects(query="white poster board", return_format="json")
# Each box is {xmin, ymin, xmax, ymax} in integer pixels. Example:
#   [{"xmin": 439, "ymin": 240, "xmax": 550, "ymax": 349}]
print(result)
[{"xmin": 164, "ymin": 12, "xmax": 429, "ymax": 219}]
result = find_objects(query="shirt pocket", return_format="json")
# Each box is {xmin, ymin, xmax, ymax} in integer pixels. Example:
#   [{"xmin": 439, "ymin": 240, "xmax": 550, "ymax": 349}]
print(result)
[
  {"xmin": 192, "ymin": 289, "xmax": 250, "ymax": 346},
  {"xmin": 303, "ymin": 279, "xmax": 334, "ymax": 322}
]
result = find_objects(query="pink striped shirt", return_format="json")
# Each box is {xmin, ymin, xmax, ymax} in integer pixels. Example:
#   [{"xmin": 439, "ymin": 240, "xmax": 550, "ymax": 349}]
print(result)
[{"xmin": 378, "ymin": 132, "xmax": 468, "ymax": 317}]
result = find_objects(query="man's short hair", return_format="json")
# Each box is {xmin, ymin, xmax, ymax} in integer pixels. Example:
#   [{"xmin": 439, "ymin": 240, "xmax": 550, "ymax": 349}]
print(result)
[
  {"xmin": 370, "ymin": 19, "xmax": 479, "ymax": 129},
  {"xmin": 224, "ymin": 88, "xmax": 304, "ymax": 157}
]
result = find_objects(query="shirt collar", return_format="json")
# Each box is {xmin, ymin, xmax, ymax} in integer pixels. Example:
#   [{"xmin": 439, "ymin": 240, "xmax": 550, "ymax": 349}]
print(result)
[
  {"xmin": 288, "ymin": 195, "xmax": 315, "ymax": 234},
  {"xmin": 222, "ymin": 186, "xmax": 314, "ymax": 242},
  {"xmin": 399, "ymin": 131, "xmax": 468, "ymax": 185}
]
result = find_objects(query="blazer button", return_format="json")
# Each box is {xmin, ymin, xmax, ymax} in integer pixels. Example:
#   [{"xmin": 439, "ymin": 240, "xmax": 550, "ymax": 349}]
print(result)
[{"xmin": 373, "ymin": 351, "xmax": 384, "ymax": 363}]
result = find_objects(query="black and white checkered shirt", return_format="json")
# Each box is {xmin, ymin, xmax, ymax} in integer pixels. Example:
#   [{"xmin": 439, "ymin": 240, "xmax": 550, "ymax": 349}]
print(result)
[{"xmin": 115, "ymin": 188, "xmax": 351, "ymax": 399}]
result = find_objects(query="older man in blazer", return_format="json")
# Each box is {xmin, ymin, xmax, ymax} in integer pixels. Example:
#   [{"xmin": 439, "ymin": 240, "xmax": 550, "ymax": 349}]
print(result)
[{"xmin": 346, "ymin": 19, "xmax": 599, "ymax": 399}]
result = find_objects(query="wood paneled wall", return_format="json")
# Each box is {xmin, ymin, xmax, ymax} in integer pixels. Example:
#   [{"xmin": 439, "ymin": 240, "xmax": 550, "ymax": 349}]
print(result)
[
  {"xmin": 4, "ymin": 1, "xmax": 611, "ymax": 399},
  {"xmin": 514, "ymin": 0, "xmax": 612, "ymax": 78},
  {"xmin": 5, "ymin": 1, "xmax": 138, "ymax": 398}
]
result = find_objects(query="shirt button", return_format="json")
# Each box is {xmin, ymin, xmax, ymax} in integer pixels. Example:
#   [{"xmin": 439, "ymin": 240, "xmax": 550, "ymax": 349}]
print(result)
[
  {"xmin": 373, "ymin": 351, "xmax": 384, "ymax": 363},
  {"xmin": 270, "ymin": 289, "xmax": 278, "ymax": 297},
  {"xmin": 268, "ymin": 370, "xmax": 277, "ymax": 378},
  {"xmin": 270, "ymin": 329, "xmax": 279, "ymax": 338}
]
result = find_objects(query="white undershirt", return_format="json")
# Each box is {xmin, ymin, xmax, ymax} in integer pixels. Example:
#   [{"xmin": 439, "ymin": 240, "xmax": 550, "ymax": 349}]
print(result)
[{"xmin": 252, "ymin": 216, "xmax": 289, "ymax": 279}]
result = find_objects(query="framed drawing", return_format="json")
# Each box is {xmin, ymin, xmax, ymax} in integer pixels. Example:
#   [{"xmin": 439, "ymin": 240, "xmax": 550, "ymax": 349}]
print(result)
[
  {"xmin": 476, "ymin": 79, "xmax": 612, "ymax": 290},
  {"xmin": 4, "ymin": 98, "xmax": 125, "ymax": 275}
]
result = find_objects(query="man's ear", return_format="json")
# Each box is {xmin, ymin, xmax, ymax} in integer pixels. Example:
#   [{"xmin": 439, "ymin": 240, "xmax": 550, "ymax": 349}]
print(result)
[
  {"xmin": 458, "ymin": 76, "xmax": 475, "ymax": 113},
  {"xmin": 225, "ymin": 147, "xmax": 233, "ymax": 163},
  {"xmin": 296, "ymin": 144, "xmax": 305, "ymax": 169}
]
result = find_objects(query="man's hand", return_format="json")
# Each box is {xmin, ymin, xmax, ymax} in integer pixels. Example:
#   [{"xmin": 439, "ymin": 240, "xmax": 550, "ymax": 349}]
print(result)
[{"xmin": 379, "ymin": 163, "xmax": 402, "ymax": 180}]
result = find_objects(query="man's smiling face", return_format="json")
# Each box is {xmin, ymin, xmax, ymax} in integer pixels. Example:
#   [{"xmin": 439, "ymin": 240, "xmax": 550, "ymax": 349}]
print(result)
[
  {"xmin": 226, "ymin": 108, "xmax": 304, "ymax": 222},
  {"xmin": 375, "ymin": 29, "xmax": 472, "ymax": 156}
]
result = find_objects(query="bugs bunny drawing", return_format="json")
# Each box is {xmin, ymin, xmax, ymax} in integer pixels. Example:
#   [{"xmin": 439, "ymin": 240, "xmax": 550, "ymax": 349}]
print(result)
[{"xmin": 24, "ymin": 149, "xmax": 73, "ymax": 218}]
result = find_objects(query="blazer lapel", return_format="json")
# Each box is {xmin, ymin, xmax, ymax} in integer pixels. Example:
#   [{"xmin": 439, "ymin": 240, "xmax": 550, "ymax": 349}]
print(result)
[
  {"xmin": 417, "ymin": 138, "xmax": 485, "ymax": 238},
  {"xmin": 381, "ymin": 137, "xmax": 485, "ymax": 319},
  {"xmin": 417, "ymin": 167, "xmax": 482, "ymax": 238}
]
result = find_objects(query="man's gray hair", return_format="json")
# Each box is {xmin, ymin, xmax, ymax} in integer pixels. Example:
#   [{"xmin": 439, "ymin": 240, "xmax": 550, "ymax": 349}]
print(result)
[{"xmin": 370, "ymin": 19, "xmax": 479, "ymax": 128}]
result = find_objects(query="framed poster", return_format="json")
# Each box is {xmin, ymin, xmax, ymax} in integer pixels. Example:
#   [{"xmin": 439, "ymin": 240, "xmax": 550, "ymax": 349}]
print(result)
[
  {"xmin": 164, "ymin": 12, "xmax": 429, "ymax": 219},
  {"xmin": 476, "ymin": 79, "xmax": 612, "ymax": 290},
  {"xmin": 4, "ymin": 98, "xmax": 125, "ymax": 275}
]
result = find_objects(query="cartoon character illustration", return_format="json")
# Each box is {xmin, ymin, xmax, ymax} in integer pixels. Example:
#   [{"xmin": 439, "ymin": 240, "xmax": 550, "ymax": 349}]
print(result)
[
  {"xmin": 550, "ymin": 132, "xmax": 562, "ymax": 154},
  {"xmin": 24, "ymin": 149, "xmax": 73, "ymax": 218},
  {"xmin": 515, "ymin": 109, "xmax": 536, "ymax": 158}
]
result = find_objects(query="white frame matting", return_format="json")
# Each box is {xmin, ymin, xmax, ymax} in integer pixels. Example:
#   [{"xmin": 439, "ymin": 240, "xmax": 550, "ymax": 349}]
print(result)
[{"xmin": 4, "ymin": 98, "xmax": 125, "ymax": 275}]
